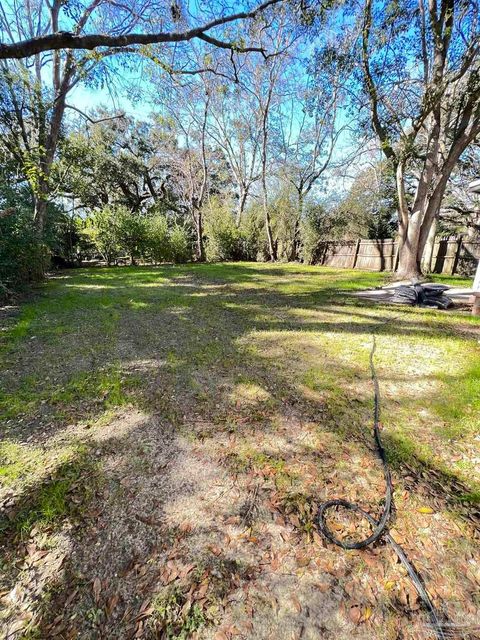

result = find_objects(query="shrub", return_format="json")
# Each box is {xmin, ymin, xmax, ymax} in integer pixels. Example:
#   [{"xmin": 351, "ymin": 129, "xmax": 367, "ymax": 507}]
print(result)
[
  {"xmin": 146, "ymin": 214, "xmax": 170, "ymax": 264},
  {"xmin": 204, "ymin": 198, "xmax": 244, "ymax": 261},
  {"xmin": 115, "ymin": 206, "xmax": 149, "ymax": 265},
  {"xmin": 49, "ymin": 213, "xmax": 95, "ymax": 267},
  {"xmin": 168, "ymin": 225, "xmax": 191, "ymax": 263},
  {"xmin": 0, "ymin": 208, "xmax": 50, "ymax": 297},
  {"xmin": 267, "ymin": 188, "xmax": 297, "ymax": 261},
  {"xmin": 239, "ymin": 206, "xmax": 265, "ymax": 261},
  {"xmin": 87, "ymin": 207, "xmax": 120, "ymax": 265},
  {"xmin": 300, "ymin": 203, "xmax": 343, "ymax": 264}
]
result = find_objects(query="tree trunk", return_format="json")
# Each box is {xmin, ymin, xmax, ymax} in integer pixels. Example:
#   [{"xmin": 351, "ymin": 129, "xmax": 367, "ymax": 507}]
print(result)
[
  {"xmin": 33, "ymin": 195, "xmax": 48, "ymax": 235},
  {"xmin": 395, "ymin": 163, "xmax": 450, "ymax": 280},
  {"xmin": 264, "ymin": 207, "xmax": 276, "ymax": 261},
  {"xmin": 396, "ymin": 246, "xmax": 422, "ymax": 280},
  {"xmin": 261, "ymin": 138, "xmax": 275, "ymax": 261},
  {"xmin": 421, "ymin": 214, "xmax": 437, "ymax": 274},
  {"xmin": 289, "ymin": 191, "xmax": 304, "ymax": 262},
  {"xmin": 194, "ymin": 209, "xmax": 205, "ymax": 262},
  {"xmin": 236, "ymin": 188, "xmax": 248, "ymax": 227},
  {"xmin": 396, "ymin": 207, "xmax": 424, "ymax": 280},
  {"xmin": 262, "ymin": 179, "xmax": 276, "ymax": 261},
  {"xmin": 32, "ymin": 69, "xmax": 71, "ymax": 237}
]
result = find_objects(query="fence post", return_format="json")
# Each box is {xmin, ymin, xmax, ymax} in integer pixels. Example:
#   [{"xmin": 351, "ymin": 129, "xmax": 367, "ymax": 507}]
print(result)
[
  {"xmin": 393, "ymin": 241, "xmax": 400, "ymax": 272},
  {"xmin": 351, "ymin": 239, "xmax": 361, "ymax": 269},
  {"xmin": 451, "ymin": 236, "xmax": 463, "ymax": 275}
]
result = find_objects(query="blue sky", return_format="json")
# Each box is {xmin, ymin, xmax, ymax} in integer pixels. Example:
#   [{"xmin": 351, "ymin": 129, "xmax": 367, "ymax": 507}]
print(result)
[{"xmin": 69, "ymin": 83, "xmax": 151, "ymax": 119}]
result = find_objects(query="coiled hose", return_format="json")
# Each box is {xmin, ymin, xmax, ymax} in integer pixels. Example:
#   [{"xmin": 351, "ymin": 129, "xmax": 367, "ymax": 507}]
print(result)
[{"xmin": 317, "ymin": 337, "xmax": 447, "ymax": 640}]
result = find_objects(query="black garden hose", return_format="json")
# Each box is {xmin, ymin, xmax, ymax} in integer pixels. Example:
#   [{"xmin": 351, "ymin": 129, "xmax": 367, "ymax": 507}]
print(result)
[{"xmin": 316, "ymin": 336, "xmax": 448, "ymax": 640}]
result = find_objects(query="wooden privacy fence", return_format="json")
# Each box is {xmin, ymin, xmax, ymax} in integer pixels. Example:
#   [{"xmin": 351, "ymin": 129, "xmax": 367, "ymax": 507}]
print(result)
[{"xmin": 311, "ymin": 237, "xmax": 480, "ymax": 276}]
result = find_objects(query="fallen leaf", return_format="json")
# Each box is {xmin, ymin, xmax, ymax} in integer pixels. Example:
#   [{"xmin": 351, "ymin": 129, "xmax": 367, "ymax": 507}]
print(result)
[
  {"xmin": 208, "ymin": 545, "xmax": 222, "ymax": 556},
  {"xmin": 417, "ymin": 506, "xmax": 434, "ymax": 514},
  {"xmin": 348, "ymin": 605, "xmax": 362, "ymax": 624},
  {"xmin": 362, "ymin": 606, "xmax": 373, "ymax": 622},
  {"xmin": 314, "ymin": 581, "xmax": 330, "ymax": 593},
  {"xmin": 106, "ymin": 593, "xmax": 119, "ymax": 616},
  {"xmin": 93, "ymin": 578, "xmax": 101, "ymax": 604},
  {"xmin": 296, "ymin": 554, "xmax": 310, "ymax": 567},
  {"xmin": 181, "ymin": 563, "xmax": 196, "ymax": 578},
  {"xmin": 291, "ymin": 594, "xmax": 302, "ymax": 613},
  {"xmin": 64, "ymin": 588, "xmax": 79, "ymax": 608}
]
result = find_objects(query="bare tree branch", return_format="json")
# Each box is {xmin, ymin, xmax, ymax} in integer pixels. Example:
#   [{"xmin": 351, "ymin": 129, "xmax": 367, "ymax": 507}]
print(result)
[
  {"xmin": 0, "ymin": 0, "xmax": 283, "ymax": 60},
  {"xmin": 65, "ymin": 103, "xmax": 126, "ymax": 124}
]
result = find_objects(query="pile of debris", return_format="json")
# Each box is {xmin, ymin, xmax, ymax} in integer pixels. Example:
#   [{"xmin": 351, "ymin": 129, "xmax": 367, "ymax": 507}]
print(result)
[{"xmin": 391, "ymin": 283, "xmax": 454, "ymax": 309}]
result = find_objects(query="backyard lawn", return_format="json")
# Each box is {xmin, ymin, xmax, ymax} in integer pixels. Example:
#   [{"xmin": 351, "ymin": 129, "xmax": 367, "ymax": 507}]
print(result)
[{"xmin": 1, "ymin": 263, "xmax": 479, "ymax": 640}]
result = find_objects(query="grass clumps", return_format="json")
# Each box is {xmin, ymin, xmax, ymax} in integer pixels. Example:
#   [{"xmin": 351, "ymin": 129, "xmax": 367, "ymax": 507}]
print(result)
[
  {"xmin": 149, "ymin": 586, "xmax": 206, "ymax": 640},
  {"xmin": 0, "ymin": 440, "xmax": 43, "ymax": 485},
  {"xmin": 0, "ymin": 444, "xmax": 99, "ymax": 540}
]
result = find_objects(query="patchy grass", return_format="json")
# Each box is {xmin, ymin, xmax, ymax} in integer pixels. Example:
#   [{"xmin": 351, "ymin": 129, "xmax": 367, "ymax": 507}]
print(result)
[
  {"xmin": 149, "ymin": 587, "xmax": 206, "ymax": 639},
  {"xmin": 0, "ymin": 441, "xmax": 43, "ymax": 486},
  {"xmin": 1, "ymin": 263, "xmax": 479, "ymax": 640},
  {"xmin": 0, "ymin": 443, "xmax": 98, "ymax": 539}
]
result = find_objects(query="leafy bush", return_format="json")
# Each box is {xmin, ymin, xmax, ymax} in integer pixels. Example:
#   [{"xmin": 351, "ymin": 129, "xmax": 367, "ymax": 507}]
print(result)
[
  {"xmin": 51, "ymin": 214, "xmax": 95, "ymax": 267},
  {"xmin": 86, "ymin": 207, "xmax": 192, "ymax": 265},
  {"xmin": 0, "ymin": 209, "xmax": 50, "ymax": 296},
  {"xmin": 86, "ymin": 207, "xmax": 120, "ymax": 265},
  {"xmin": 88, "ymin": 205, "xmax": 150, "ymax": 265},
  {"xmin": 0, "ymin": 175, "xmax": 65, "ymax": 295},
  {"xmin": 300, "ymin": 203, "xmax": 345, "ymax": 264},
  {"xmin": 239, "ymin": 206, "xmax": 266, "ymax": 261},
  {"xmin": 115, "ymin": 206, "xmax": 149, "ymax": 265},
  {"xmin": 146, "ymin": 214, "xmax": 170, "ymax": 264},
  {"xmin": 267, "ymin": 188, "xmax": 298, "ymax": 261},
  {"xmin": 205, "ymin": 198, "xmax": 244, "ymax": 261},
  {"xmin": 168, "ymin": 224, "xmax": 191, "ymax": 263}
]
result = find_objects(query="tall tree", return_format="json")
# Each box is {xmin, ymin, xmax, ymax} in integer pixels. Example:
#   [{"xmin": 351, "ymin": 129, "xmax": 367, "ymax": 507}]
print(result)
[
  {"xmin": 60, "ymin": 113, "xmax": 179, "ymax": 213},
  {"xmin": 277, "ymin": 54, "xmax": 349, "ymax": 260},
  {"xmin": 357, "ymin": 0, "xmax": 480, "ymax": 278},
  {"xmin": 0, "ymin": 1, "xmax": 283, "ymax": 59},
  {"xmin": 206, "ymin": 74, "xmax": 263, "ymax": 226},
  {"xmin": 244, "ymin": 10, "xmax": 295, "ymax": 261}
]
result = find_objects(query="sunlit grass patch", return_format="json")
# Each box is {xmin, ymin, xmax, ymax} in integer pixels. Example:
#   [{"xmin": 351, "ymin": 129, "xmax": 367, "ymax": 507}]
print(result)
[
  {"xmin": 50, "ymin": 366, "xmax": 129, "ymax": 407},
  {"xmin": 0, "ymin": 365, "xmax": 140, "ymax": 424},
  {"xmin": 0, "ymin": 440, "xmax": 44, "ymax": 486},
  {"xmin": 230, "ymin": 381, "xmax": 272, "ymax": 406},
  {"xmin": 303, "ymin": 367, "xmax": 350, "ymax": 392},
  {"xmin": 0, "ymin": 443, "xmax": 99, "ymax": 539},
  {"xmin": 433, "ymin": 359, "xmax": 480, "ymax": 441},
  {"xmin": 0, "ymin": 263, "xmax": 479, "ymax": 638}
]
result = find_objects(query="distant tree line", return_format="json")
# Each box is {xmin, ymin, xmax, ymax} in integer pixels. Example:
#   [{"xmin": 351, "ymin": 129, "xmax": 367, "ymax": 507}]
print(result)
[{"xmin": 1, "ymin": 0, "xmax": 479, "ymax": 297}]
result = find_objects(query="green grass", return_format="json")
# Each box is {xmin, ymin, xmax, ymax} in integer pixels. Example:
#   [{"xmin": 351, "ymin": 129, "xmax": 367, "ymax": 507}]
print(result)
[
  {"xmin": 0, "ymin": 440, "xmax": 43, "ymax": 485},
  {"xmin": 0, "ymin": 263, "xmax": 480, "ymax": 498},
  {"xmin": 0, "ymin": 443, "xmax": 98, "ymax": 539},
  {"xmin": 150, "ymin": 587, "xmax": 206, "ymax": 639},
  {"xmin": 1, "ymin": 261, "xmax": 479, "ymax": 506}
]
